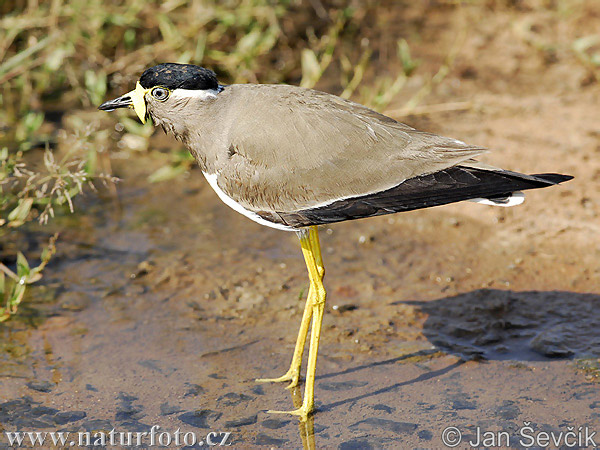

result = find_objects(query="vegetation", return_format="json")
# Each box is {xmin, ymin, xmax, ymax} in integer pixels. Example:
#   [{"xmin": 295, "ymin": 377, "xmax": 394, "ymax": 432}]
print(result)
[
  {"xmin": 1, "ymin": 0, "xmax": 596, "ymax": 320},
  {"xmin": 0, "ymin": 0, "xmax": 426, "ymax": 320},
  {"xmin": 0, "ymin": 139, "xmax": 117, "ymax": 321}
]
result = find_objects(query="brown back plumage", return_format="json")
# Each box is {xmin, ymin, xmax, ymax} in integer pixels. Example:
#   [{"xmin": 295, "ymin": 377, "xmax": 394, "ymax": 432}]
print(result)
[{"xmin": 177, "ymin": 84, "xmax": 485, "ymax": 212}]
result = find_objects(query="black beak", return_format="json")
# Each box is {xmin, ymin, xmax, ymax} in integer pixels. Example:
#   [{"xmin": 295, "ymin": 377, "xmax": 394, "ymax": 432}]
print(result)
[{"xmin": 98, "ymin": 94, "xmax": 132, "ymax": 111}]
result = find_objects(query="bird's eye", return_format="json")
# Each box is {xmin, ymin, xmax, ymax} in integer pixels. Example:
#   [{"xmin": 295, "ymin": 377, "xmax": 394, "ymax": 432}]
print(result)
[{"xmin": 151, "ymin": 87, "xmax": 169, "ymax": 101}]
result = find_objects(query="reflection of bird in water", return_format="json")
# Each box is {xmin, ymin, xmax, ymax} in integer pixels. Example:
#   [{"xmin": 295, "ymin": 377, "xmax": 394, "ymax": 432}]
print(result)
[
  {"xmin": 292, "ymin": 387, "xmax": 316, "ymax": 449},
  {"xmin": 99, "ymin": 63, "xmax": 572, "ymax": 420}
]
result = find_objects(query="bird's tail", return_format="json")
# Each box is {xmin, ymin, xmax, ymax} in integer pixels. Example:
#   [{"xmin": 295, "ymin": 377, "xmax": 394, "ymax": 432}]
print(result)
[
  {"xmin": 267, "ymin": 167, "xmax": 573, "ymax": 227},
  {"xmin": 468, "ymin": 171, "xmax": 573, "ymax": 207}
]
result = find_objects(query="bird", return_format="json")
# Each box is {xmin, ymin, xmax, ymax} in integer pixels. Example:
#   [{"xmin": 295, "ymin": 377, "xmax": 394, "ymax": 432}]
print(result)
[{"xmin": 99, "ymin": 63, "xmax": 572, "ymax": 421}]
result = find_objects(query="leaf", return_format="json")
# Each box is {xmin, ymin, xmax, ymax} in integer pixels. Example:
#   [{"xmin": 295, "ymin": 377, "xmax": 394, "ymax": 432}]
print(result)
[
  {"xmin": 0, "ymin": 309, "xmax": 10, "ymax": 322},
  {"xmin": 398, "ymin": 39, "xmax": 419, "ymax": 76},
  {"xmin": 85, "ymin": 145, "xmax": 98, "ymax": 175},
  {"xmin": 236, "ymin": 29, "xmax": 262, "ymax": 56},
  {"xmin": 148, "ymin": 164, "xmax": 186, "ymax": 183},
  {"xmin": 8, "ymin": 198, "xmax": 34, "ymax": 227},
  {"xmin": 84, "ymin": 70, "xmax": 107, "ymax": 105},
  {"xmin": 16, "ymin": 252, "xmax": 30, "ymax": 278},
  {"xmin": 118, "ymin": 115, "xmax": 154, "ymax": 138},
  {"xmin": 27, "ymin": 273, "xmax": 43, "ymax": 283},
  {"xmin": 40, "ymin": 235, "xmax": 58, "ymax": 264},
  {"xmin": 0, "ymin": 35, "xmax": 54, "ymax": 77},
  {"xmin": 300, "ymin": 49, "xmax": 321, "ymax": 88},
  {"xmin": 573, "ymin": 35, "xmax": 600, "ymax": 55},
  {"xmin": 573, "ymin": 35, "xmax": 600, "ymax": 67},
  {"xmin": 45, "ymin": 46, "xmax": 72, "ymax": 71},
  {"xmin": 9, "ymin": 282, "xmax": 26, "ymax": 311}
]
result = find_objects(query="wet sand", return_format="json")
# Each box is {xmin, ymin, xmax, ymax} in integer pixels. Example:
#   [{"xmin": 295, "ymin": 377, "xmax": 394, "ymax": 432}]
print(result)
[
  {"xmin": 1, "ymin": 167, "xmax": 598, "ymax": 449},
  {"xmin": 1, "ymin": 2, "xmax": 599, "ymax": 449}
]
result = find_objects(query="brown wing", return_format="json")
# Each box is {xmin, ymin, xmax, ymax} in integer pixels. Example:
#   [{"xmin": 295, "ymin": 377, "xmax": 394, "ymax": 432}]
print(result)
[{"xmin": 214, "ymin": 84, "xmax": 486, "ymax": 212}]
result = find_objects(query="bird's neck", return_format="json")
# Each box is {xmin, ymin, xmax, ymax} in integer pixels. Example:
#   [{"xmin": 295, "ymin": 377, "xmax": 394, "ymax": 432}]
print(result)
[{"xmin": 155, "ymin": 95, "xmax": 230, "ymax": 174}]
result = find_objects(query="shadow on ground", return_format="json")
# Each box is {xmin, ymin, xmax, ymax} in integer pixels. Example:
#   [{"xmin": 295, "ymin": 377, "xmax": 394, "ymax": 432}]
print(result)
[{"xmin": 408, "ymin": 289, "xmax": 600, "ymax": 361}]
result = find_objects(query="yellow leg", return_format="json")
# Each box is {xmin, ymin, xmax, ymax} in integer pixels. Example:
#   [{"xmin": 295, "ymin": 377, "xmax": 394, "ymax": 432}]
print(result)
[
  {"xmin": 255, "ymin": 285, "xmax": 313, "ymax": 387},
  {"xmin": 268, "ymin": 226, "xmax": 326, "ymax": 421},
  {"xmin": 256, "ymin": 227, "xmax": 324, "ymax": 389}
]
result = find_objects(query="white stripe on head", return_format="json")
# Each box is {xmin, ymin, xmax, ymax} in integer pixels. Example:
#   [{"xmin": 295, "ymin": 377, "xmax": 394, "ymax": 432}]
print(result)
[{"xmin": 170, "ymin": 88, "xmax": 219, "ymax": 101}]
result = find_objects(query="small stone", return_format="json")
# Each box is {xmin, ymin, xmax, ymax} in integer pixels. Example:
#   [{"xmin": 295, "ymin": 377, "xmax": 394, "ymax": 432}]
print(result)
[
  {"xmin": 0, "ymin": 397, "xmax": 36, "ymax": 422},
  {"xmin": 350, "ymin": 417, "xmax": 418, "ymax": 435},
  {"xmin": 133, "ymin": 260, "xmax": 154, "ymax": 278},
  {"xmin": 13, "ymin": 418, "xmax": 54, "ymax": 428},
  {"xmin": 332, "ymin": 304, "xmax": 358, "ymax": 313},
  {"xmin": 261, "ymin": 418, "xmax": 290, "ymax": 429},
  {"xmin": 115, "ymin": 407, "xmax": 144, "ymax": 421},
  {"xmin": 530, "ymin": 326, "xmax": 575, "ymax": 357},
  {"xmin": 116, "ymin": 392, "xmax": 137, "ymax": 403},
  {"xmin": 184, "ymin": 383, "xmax": 206, "ymax": 397},
  {"xmin": 217, "ymin": 392, "xmax": 253, "ymax": 406},
  {"xmin": 495, "ymin": 401, "xmax": 520, "ymax": 420},
  {"xmin": 319, "ymin": 380, "xmax": 368, "ymax": 391},
  {"xmin": 474, "ymin": 332, "xmax": 501, "ymax": 345},
  {"xmin": 372, "ymin": 404, "xmax": 395, "ymax": 414},
  {"xmin": 137, "ymin": 359, "xmax": 175, "ymax": 375},
  {"xmin": 452, "ymin": 399, "xmax": 477, "ymax": 410},
  {"xmin": 339, "ymin": 439, "xmax": 375, "ymax": 450},
  {"xmin": 59, "ymin": 291, "xmax": 91, "ymax": 311},
  {"xmin": 53, "ymin": 411, "xmax": 86, "ymax": 425},
  {"xmin": 251, "ymin": 385, "xmax": 265, "ymax": 396},
  {"xmin": 159, "ymin": 403, "xmax": 182, "ymax": 416},
  {"xmin": 207, "ymin": 373, "xmax": 226, "ymax": 379},
  {"xmin": 224, "ymin": 415, "xmax": 257, "ymax": 427},
  {"xmin": 30, "ymin": 406, "xmax": 59, "ymax": 417},
  {"xmin": 178, "ymin": 410, "xmax": 221, "ymax": 429},
  {"xmin": 81, "ymin": 419, "xmax": 113, "ymax": 432},
  {"xmin": 254, "ymin": 433, "xmax": 287, "ymax": 446},
  {"xmin": 26, "ymin": 381, "xmax": 54, "ymax": 393},
  {"xmin": 418, "ymin": 429, "xmax": 433, "ymax": 440},
  {"xmin": 118, "ymin": 421, "xmax": 152, "ymax": 432}
]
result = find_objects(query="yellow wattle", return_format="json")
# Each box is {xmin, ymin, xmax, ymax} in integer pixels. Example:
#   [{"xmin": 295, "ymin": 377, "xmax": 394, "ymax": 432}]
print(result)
[{"xmin": 132, "ymin": 81, "xmax": 148, "ymax": 124}]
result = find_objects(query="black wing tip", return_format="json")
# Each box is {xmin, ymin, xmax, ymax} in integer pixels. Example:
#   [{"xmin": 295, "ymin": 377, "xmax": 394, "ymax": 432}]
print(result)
[
  {"xmin": 267, "ymin": 169, "xmax": 574, "ymax": 228},
  {"xmin": 531, "ymin": 173, "xmax": 574, "ymax": 185}
]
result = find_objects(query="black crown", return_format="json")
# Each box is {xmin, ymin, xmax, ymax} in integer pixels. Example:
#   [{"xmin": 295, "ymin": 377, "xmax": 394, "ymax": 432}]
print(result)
[{"xmin": 139, "ymin": 63, "xmax": 219, "ymax": 91}]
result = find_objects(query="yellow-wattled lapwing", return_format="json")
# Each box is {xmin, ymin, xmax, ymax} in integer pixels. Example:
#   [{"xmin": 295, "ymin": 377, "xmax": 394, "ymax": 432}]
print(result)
[{"xmin": 99, "ymin": 63, "xmax": 572, "ymax": 420}]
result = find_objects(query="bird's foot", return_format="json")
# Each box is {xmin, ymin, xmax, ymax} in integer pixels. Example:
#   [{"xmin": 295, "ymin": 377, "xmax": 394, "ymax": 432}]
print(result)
[
  {"xmin": 255, "ymin": 371, "xmax": 300, "ymax": 389},
  {"xmin": 267, "ymin": 405, "xmax": 313, "ymax": 422}
]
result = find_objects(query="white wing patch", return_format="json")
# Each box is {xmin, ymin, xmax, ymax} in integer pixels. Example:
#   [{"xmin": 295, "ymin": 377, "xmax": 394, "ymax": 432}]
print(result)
[
  {"xmin": 203, "ymin": 172, "xmax": 296, "ymax": 231},
  {"xmin": 469, "ymin": 191, "xmax": 525, "ymax": 207}
]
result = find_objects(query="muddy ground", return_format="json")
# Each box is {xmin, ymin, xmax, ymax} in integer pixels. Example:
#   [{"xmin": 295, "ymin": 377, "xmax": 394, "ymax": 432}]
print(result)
[{"xmin": 1, "ymin": 2, "xmax": 599, "ymax": 449}]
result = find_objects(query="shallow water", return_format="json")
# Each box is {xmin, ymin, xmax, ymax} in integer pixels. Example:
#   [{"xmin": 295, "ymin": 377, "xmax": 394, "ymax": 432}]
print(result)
[
  {"xmin": 1, "ymin": 165, "xmax": 598, "ymax": 449},
  {"xmin": 3, "ymin": 2, "xmax": 600, "ymax": 447}
]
